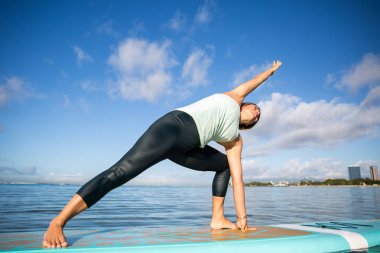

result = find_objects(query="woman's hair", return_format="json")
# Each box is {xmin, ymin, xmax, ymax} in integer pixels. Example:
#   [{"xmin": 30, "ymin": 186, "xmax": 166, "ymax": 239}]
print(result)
[{"xmin": 239, "ymin": 102, "xmax": 261, "ymax": 130}]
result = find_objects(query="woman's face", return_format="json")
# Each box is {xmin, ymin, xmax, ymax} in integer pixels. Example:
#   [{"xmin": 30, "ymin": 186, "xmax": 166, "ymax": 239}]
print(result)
[{"xmin": 240, "ymin": 104, "xmax": 260, "ymax": 125}]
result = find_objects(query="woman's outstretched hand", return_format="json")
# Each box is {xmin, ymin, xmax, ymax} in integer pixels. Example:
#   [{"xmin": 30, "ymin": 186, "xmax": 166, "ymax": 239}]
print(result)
[
  {"xmin": 272, "ymin": 60, "xmax": 282, "ymax": 73},
  {"xmin": 237, "ymin": 219, "xmax": 257, "ymax": 232},
  {"xmin": 237, "ymin": 218, "xmax": 248, "ymax": 232}
]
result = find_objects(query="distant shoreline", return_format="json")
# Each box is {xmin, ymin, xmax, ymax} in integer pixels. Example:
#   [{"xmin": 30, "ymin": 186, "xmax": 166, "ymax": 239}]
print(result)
[
  {"xmin": 0, "ymin": 182, "xmax": 81, "ymax": 186},
  {"xmin": 246, "ymin": 185, "xmax": 380, "ymax": 188},
  {"xmin": 245, "ymin": 178, "xmax": 380, "ymax": 187}
]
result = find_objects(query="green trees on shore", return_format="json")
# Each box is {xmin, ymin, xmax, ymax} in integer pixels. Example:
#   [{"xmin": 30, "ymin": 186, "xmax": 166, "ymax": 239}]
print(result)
[
  {"xmin": 245, "ymin": 178, "xmax": 380, "ymax": 186},
  {"xmin": 301, "ymin": 178, "xmax": 380, "ymax": 186},
  {"xmin": 245, "ymin": 181, "xmax": 273, "ymax": 187}
]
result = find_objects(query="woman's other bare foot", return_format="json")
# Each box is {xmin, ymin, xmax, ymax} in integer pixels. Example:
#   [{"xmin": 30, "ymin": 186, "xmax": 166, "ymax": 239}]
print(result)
[
  {"xmin": 42, "ymin": 219, "xmax": 68, "ymax": 248},
  {"xmin": 42, "ymin": 194, "xmax": 88, "ymax": 248},
  {"xmin": 210, "ymin": 217, "xmax": 237, "ymax": 230}
]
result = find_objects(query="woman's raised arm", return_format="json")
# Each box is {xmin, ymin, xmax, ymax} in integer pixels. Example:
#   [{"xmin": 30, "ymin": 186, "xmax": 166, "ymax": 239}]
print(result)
[{"xmin": 225, "ymin": 60, "xmax": 282, "ymax": 105}]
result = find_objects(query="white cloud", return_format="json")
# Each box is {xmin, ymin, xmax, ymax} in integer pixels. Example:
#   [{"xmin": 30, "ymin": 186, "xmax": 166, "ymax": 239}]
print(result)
[
  {"xmin": 0, "ymin": 77, "xmax": 35, "ymax": 107},
  {"xmin": 242, "ymin": 159, "xmax": 273, "ymax": 180},
  {"xmin": 242, "ymin": 157, "xmax": 378, "ymax": 181},
  {"xmin": 63, "ymin": 95, "xmax": 72, "ymax": 109},
  {"xmin": 325, "ymin": 73, "xmax": 336, "ymax": 85},
  {"xmin": 195, "ymin": 0, "xmax": 216, "ymax": 25},
  {"xmin": 0, "ymin": 165, "xmax": 87, "ymax": 184},
  {"xmin": 46, "ymin": 172, "xmax": 85, "ymax": 184},
  {"xmin": 182, "ymin": 48, "xmax": 213, "ymax": 87},
  {"xmin": 73, "ymin": 46, "xmax": 93, "ymax": 66},
  {"xmin": 0, "ymin": 166, "xmax": 37, "ymax": 176},
  {"xmin": 96, "ymin": 20, "xmax": 117, "ymax": 36},
  {"xmin": 184, "ymin": 0, "xmax": 216, "ymax": 38},
  {"xmin": 238, "ymin": 53, "xmax": 380, "ymax": 181},
  {"xmin": 338, "ymin": 53, "xmax": 380, "ymax": 92},
  {"xmin": 108, "ymin": 38, "xmax": 177, "ymax": 102},
  {"xmin": 129, "ymin": 172, "xmax": 211, "ymax": 186},
  {"xmin": 167, "ymin": 11, "xmax": 186, "ymax": 32},
  {"xmin": 80, "ymin": 79, "xmax": 101, "ymax": 92},
  {"xmin": 63, "ymin": 95, "xmax": 91, "ymax": 112},
  {"xmin": 128, "ymin": 19, "xmax": 146, "ymax": 36},
  {"xmin": 232, "ymin": 62, "xmax": 271, "ymax": 86},
  {"xmin": 242, "ymin": 92, "xmax": 380, "ymax": 157},
  {"xmin": 279, "ymin": 158, "xmax": 346, "ymax": 179},
  {"xmin": 362, "ymin": 86, "xmax": 380, "ymax": 107},
  {"xmin": 0, "ymin": 86, "xmax": 6, "ymax": 105}
]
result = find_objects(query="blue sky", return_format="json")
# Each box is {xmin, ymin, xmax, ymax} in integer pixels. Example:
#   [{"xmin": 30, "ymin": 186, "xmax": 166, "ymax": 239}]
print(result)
[{"xmin": 1, "ymin": 0, "xmax": 380, "ymax": 185}]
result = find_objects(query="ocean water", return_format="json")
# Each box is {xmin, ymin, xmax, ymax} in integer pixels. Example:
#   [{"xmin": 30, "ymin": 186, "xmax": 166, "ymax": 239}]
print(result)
[{"xmin": 0, "ymin": 184, "xmax": 379, "ymax": 252}]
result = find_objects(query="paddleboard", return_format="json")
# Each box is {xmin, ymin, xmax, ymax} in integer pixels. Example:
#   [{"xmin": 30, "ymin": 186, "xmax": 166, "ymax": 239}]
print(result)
[{"xmin": 0, "ymin": 219, "xmax": 379, "ymax": 253}]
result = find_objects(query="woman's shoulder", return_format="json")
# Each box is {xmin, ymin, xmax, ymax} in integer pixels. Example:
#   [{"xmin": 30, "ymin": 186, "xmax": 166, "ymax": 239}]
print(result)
[
  {"xmin": 222, "ymin": 92, "xmax": 243, "ymax": 106},
  {"xmin": 217, "ymin": 93, "xmax": 241, "ymax": 113}
]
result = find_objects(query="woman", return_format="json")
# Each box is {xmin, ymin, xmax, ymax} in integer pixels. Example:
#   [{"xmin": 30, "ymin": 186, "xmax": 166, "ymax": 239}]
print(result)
[{"xmin": 43, "ymin": 60, "xmax": 282, "ymax": 248}]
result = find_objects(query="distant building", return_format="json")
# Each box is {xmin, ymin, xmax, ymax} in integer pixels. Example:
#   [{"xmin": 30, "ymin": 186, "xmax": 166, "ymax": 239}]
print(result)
[
  {"xmin": 348, "ymin": 166, "xmax": 361, "ymax": 180},
  {"xmin": 370, "ymin": 166, "xmax": 379, "ymax": 181},
  {"xmin": 271, "ymin": 181, "xmax": 289, "ymax": 187}
]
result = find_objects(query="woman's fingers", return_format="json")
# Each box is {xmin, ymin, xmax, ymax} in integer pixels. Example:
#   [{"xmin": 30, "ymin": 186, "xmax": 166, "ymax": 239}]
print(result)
[{"xmin": 272, "ymin": 60, "xmax": 282, "ymax": 71}]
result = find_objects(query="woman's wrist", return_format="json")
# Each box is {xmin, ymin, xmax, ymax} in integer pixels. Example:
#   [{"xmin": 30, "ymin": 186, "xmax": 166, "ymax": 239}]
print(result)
[{"xmin": 236, "ymin": 215, "xmax": 247, "ymax": 221}]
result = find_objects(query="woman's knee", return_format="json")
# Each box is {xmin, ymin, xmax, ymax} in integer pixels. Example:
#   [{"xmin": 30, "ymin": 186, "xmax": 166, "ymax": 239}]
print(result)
[{"xmin": 212, "ymin": 168, "xmax": 230, "ymax": 197}]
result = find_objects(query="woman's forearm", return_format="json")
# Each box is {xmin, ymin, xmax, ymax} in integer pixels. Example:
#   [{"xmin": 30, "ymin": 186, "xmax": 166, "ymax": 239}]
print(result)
[
  {"xmin": 233, "ymin": 67, "xmax": 275, "ymax": 99},
  {"xmin": 222, "ymin": 136, "xmax": 247, "ymax": 226},
  {"xmin": 227, "ymin": 61, "xmax": 282, "ymax": 104},
  {"xmin": 232, "ymin": 178, "xmax": 246, "ymax": 217}
]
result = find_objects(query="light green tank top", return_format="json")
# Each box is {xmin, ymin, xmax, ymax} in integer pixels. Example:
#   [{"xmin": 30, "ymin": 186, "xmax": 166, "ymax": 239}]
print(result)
[{"xmin": 177, "ymin": 93, "xmax": 240, "ymax": 148}]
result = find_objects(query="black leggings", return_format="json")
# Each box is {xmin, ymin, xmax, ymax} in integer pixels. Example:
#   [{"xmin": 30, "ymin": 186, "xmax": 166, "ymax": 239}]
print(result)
[{"xmin": 77, "ymin": 110, "xmax": 231, "ymax": 208}]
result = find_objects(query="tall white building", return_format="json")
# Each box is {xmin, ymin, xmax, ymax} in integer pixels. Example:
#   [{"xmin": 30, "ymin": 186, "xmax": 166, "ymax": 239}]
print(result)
[
  {"xmin": 370, "ymin": 166, "xmax": 379, "ymax": 181},
  {"xmin": 348, "ymin": 166, "xmax": 361, "ymax": 180}
]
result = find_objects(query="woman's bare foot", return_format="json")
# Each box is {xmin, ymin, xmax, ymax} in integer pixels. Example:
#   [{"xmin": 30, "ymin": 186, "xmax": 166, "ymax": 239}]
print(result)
[
  {"xmin": 43, "ymin": 219, "xmax": 68, "ymax": 248},
  {"xmin": 42, "ymin": 194, "xmax": 88, "ymax": 248},
  {"xmin": 210, "ymin": 217, "xmax": 237, "ymax": 230}
]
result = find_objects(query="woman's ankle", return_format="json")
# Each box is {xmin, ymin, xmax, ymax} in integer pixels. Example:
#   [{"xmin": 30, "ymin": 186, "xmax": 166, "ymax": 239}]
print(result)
[{"xmin": 211, "ymin": 214, "xmax": 226, "ymax": 223}]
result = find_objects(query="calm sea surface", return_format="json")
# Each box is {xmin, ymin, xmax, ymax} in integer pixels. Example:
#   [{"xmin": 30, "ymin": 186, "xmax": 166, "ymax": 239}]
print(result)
[{"xmin": 0, "ymin": 184, "xmax": 379, "ymax": 252}]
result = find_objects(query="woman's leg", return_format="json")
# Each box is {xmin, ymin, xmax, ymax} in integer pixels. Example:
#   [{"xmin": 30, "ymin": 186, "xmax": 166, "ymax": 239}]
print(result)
[
  {"xmin": 43, "ymin": 194, "xmax": 87, "ymax": 248},
  {"xmin": 168, "ymin": 145, "xmax": 236, "ymax": 229},
  {"xmin": 43, "ymin": 112, "xmax": 185, "ymax": 248}
]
